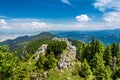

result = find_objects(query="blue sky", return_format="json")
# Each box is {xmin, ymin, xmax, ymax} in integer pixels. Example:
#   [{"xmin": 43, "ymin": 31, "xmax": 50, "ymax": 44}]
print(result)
[{"xmin": 0, "ymin": 0, "xmax": 120, "ymax": 41}]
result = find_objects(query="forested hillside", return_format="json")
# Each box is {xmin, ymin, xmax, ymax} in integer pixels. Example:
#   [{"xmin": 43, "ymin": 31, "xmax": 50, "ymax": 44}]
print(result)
[
  {"xmin": 0, "ymin": 37, "xmax": 120, "ymax": 80},
  {"xmin": 0, "ymin": 32, "xmax": 57, "ymax": 57}
]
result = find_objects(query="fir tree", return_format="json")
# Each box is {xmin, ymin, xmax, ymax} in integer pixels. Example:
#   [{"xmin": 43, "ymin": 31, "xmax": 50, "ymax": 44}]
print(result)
[{"xmin": 79, "ymin": 59, "xmax": 92, "ymax": 79}]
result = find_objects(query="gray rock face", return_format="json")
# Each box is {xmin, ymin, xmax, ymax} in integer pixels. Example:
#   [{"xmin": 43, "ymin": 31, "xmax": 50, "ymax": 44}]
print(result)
[
  {"xmin": 53, "ymin": 37, "xmax": 76, "ymax": 69},
  {"xmin": 67, "ymin": 44, "xmax": 76, "ymax": 60},
  {"xmin": 35, "ymin": 37, "xmax": 76, "ymax": 69},
  {"xmin": 52, "ymin": 37, "xmax": 68, "ymax": 42},
  {"xmin": 35, "ymin": 44, "xmax": 47, "ymax": 60}
]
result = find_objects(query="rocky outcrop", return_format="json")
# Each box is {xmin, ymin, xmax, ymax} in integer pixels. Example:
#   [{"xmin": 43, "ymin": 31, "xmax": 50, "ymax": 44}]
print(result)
[
  {"xmin": 52, "ymin": 37, "xmax": 76, "ymax": 69},
  {"xmin": 36, "ymin": 37, "xmax": 76, "ymax": 69},
  {"xmin": 52, "ymin": 37, "xmax": 68, "ymax": 42},
  {"xmin": 35, "ymin": 44, "xmax": 47, "ymax": 60}
]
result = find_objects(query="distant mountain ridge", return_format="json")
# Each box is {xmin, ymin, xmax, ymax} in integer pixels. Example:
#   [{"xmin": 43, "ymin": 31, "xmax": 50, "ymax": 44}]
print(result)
[
  {"xmin": 0, "ymin": 29, "xmax": 120, "ymax": 56},
  {"xmin": 0, "ymin": 32, "xmax": 57, "ymax": 56},
  {"xmin": 51, "ymin": 29, "xmax": 120, "ymax": 44},
  {"xmin": 0, "ymin": 32, "xmax": 56, "ymax": 45}
]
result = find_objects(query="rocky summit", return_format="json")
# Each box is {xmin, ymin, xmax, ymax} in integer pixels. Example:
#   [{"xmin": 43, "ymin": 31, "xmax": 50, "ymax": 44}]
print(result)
[{"xmin": 35, "ymin": 37, "xmax": 76, "ymax": 69}]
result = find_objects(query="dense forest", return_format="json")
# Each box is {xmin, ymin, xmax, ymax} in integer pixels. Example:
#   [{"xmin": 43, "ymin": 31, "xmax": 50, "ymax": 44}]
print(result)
[{"xmin": 0, "ymin": 37, "xmax": 120, "ymax": 80}]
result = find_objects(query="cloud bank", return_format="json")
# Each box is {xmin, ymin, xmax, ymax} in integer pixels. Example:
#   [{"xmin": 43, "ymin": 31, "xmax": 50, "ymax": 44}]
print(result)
[
  {"xmin": 94, "ymin": 0, "xmax": 120, "ymax": 12},
  {"xmin": 76, "ymin": 14, "xmax": 90, "ymax": 22},
  {"xmin": 94, "ymin": 0, "xmax": 120, "ymax": 29},
  {"xmin": 0, "ymin": 19, "xmax": 50, "ymax": 32},
  {"xmin": 0, "ymin": 19, "xmax": 10, "ymax": 29}
]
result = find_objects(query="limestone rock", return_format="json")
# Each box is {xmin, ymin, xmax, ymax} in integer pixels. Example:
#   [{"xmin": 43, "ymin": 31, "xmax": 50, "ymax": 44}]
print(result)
[
  {"xmin": 35, "ymin": 37, "xmax": 76, "ymax": 69},
  {"xmin": 35, "ymin": 44, "xmax": 47, "ymax": 61},
  {"xmin": 53, "ymin": 37, "xmax": 76, "ymax": 69}
]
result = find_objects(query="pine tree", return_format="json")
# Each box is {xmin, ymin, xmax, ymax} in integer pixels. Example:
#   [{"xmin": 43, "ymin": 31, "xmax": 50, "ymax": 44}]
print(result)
[
  {"xmin": 113, "ymin": 66, "xmax": 120, "ymax": 79},
  {"xmin": 79, "ymin": 59, "xmax": 92, "ymax": 79},
  {"xmin": 111, "ymin": 42, "xmax": 117, "ymax": 57},
  {"xmin": 95, "ymin": 40, "xmax": 105, "ymax": 54},
  {"xmin": 91, "ymin": 53, "xmax": 112, "ymax": 80},
  {"xmin": 45, "ymin": 51, "xmax": 57, "ymax": 70},
  {"xmin": 103, "ymin": 45, "xmax": 112, "ymax": 66},
  {"xmin": 76, "ymin": 42, "xmax": 86, "ymax": 62},
  {"xmin": 116, "ymin": 43, "xmax": 120, "ymax": 65},
  {"xmin": 91, "ymin": 36, "xmax": 96, "ymax": 56},
  {"xmin": 83, "ymin": 43, "xmax": 92, "ymax": 62}
]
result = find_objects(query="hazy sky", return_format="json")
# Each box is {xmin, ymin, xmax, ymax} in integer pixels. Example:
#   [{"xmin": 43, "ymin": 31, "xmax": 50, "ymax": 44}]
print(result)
[{"xmin": 0, "ymin": 0, "xmax": 120, "ymax": 34}]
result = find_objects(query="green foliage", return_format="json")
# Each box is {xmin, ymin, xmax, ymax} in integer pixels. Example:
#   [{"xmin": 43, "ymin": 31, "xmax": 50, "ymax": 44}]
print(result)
[
  {"xmin": 68, "ymin": 39, "xmax": 83, "ymax": 47},
  {"xmin": 23, "ymin": 53, "xmax": 31, "ymax": 61},
  {"xmin": 113, "ymin": 66, "xmax": 120, "ymax": 79},
  {"xmin": 36, "ymin": 52, "xmax": 57, "ymax": 70},
  {"xmin": 91, "ymin": 53, "xmax": 105, "ymax": 69},
  {"xmin": 82, "ymin": 43, "xmax": 92, "ymax": 62},
  {"xmin": 35, "ymin": 53, "xmax": 47, "ymax": 69},
  {"xmin": 13, "ymin": 60, "xmax": 37, "ymax": 80},
  {"xmin": 45, "ymin": 52, "xmax": 58, "ymax": 70},
  {"xmin": 111, "ymin": 42, "xmax": 118, "ymax": 57},
  {"xmin": 0, "ymin": 45, "xmax": 9, "ymax": 52},
  {"xmin": 25, "ymin": 39, "xmax": 51, "ymax": 55},
  {"xmin": 0, "ymin": 45, "xmax": 19, "ymax": 80},
  {"xmin": 76, "ymin": 42, "xmax": 86, "ymax": 62},
  {"xmin": 91, "ymin": 53, "xmax": 112, "ymax": 80},
  {"xmin": 47, "ymin": 41, "xmax": 67, "ymax": 58},
  {"xmin": 84, "ymin": 38, "xmax": 105, "ymax": 62},
  {"xmin": 103, "ymin": 45, "xmax": 112, "ymax": 65},
  {"xmin": 48, "ymin": 68, "xmax": 80, "ymax": 80},
  {"xmin": 79, "ymin": 59, "xmax": 92, "ymax": 79},
  {"xmin": 1, "ymin": 37, "xmax": 120, "ymax": 80}
]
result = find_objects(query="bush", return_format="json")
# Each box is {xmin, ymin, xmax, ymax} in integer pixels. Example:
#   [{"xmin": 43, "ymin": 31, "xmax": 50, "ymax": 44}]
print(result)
[{"xmin": 47, "ymin": 41, "xmax": 67, "ymax": 58}]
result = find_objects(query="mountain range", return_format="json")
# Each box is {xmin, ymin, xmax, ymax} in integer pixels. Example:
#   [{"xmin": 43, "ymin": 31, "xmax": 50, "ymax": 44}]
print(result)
[
  {"xmin": 51, "ymin": 29, "xmax": 120, "ymax": 44},
  {"xmin": 0, "ymin": 29, "xmax": 120, "ymax": 56}
]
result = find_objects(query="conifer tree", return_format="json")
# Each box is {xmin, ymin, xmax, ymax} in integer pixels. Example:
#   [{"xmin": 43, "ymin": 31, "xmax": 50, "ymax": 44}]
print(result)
[
  {"xmin": 111, "ymin": 42, "xmax": 117, "ymax": 57},
  {"xmin": 76, "ymin": 42, "xmax": 86, "ymax": 62},
  {"xmin": 91, "ymin": 53, "xmax": 112, "ymax": 80},
  {"xmin": 103, "ymin": 45, "xmax": 112, "ymax": 66},
  {"xmin": 79, "ymin": 59, "xmax": 92, "ymax": 79},
  {"xmin": 45, "ymin": 51, "xmax": 57, "ymax": 70}
]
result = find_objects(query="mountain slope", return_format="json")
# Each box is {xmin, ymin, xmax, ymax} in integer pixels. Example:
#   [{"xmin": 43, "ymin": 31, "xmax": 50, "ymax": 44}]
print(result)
[{"xmin": 0, "ymin": 32, "xmax": 57, "ymax": 56}]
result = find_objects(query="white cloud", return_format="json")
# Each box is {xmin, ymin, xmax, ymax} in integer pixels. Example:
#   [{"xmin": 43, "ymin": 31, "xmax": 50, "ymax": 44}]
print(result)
[
  {"xmin": 0, "ymin": 18, "xmax": 50, "ymax": 32},
  {"xmin": 94, "ymin": 0, "xmax": 120, "ymax": 29},
  {"xmin": 0, "ymin": 19, "xmax": 7, "ymax": 24},
  {"xmin": 0, "ymin": 19, "xmax": 11, "ymax": 29},
  {"xmin": 76, "ymin": 14, "xmax": 90, "ymax": 22},
  {"xmin": 60, "ymin": 0, "xmax": 72, "ymax": 5},
  {"xmin": 0, "ymin": 34, "xmax": 23, "ymax": 42},
  {"xmin": 94, "ymin": 0, "xmax": 120, "ymax": 12},
  {"xmin": 31, "ymin": 22, "xmax": 46, "ymax": 29},
  {"xmin": 103, "ymin": 12, "xmax": 120, "ymax": 28},
  {"xmin": 1, "ymin": 25, "xmax": 11, "ymax": 29}
]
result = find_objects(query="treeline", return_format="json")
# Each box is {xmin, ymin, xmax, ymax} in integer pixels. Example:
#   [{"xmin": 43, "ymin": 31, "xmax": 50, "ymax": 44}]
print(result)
[{"xmin": 76, "ymin": 37, "xmax": 120, "ymax": 80}]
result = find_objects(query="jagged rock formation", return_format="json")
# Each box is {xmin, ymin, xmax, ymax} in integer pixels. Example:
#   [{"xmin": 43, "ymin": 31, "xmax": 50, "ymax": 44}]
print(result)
[
  {"xmin": 53, "ymin": 37, "xmax": 76, "ymax": 69},
  {"xmin": 56, "ymin": 38, "xmax": 76, "ymax": 69},
  {"xmin": 35, "ymin": 44, "xmax": 47, "ymax": 60},
  {"xmin": 35, "ymin": 37, "xmax": 76, "ymax": 69}
]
